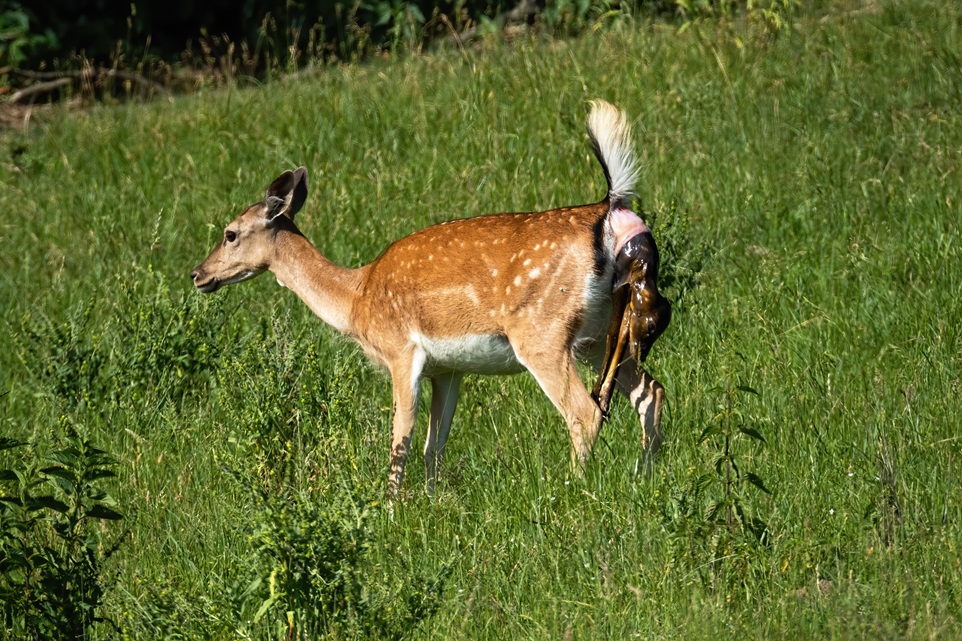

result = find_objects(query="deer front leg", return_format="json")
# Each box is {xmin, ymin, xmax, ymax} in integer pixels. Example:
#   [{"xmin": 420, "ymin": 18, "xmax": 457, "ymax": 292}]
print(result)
[
  {"xmin": 424, "ymin": 372, "xmax": 463, "ymax": 495},
  {"xmin": 388, "ymin": 353, "xmax": 424, "ymax": 496}
]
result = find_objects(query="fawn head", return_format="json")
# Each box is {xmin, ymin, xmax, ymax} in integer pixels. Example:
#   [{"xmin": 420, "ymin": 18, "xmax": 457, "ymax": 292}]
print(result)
[
  {"xmin": 191, "ymin": 167, "xmax": 308, "ymax": 293},
  {"xmin": 617, "ymin": 231, "xmax": 672, "ymax": 362}
]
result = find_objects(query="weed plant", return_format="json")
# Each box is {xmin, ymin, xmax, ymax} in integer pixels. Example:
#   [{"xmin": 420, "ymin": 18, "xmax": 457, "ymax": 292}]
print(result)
[
  {"xmin": 0, "ymin": 421, "xmax": 127, "ymax": 640},
  {"xmin": 1, "ymin": 0, "xmax": 961, "ymax": 637}
]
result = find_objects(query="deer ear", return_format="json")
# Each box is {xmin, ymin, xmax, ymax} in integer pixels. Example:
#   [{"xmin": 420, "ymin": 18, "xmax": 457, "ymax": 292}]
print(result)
[{"xmin": 265, "ymin": 167, "xmax": 309, "ymax": 221}]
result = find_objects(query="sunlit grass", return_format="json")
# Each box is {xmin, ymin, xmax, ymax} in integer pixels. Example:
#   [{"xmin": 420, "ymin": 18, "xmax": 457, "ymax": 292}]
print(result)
[{"xmin": 1, "ymin": 1, "xmax": 960, "ymax": 638}]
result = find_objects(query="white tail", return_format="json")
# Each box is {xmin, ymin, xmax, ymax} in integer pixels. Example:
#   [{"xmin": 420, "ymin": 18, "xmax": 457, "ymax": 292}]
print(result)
[
  {"xmin": 191, "ymin": 100, "xmax": 668, "ymax": 495},
  {"xmin": 587, "ymin": 99, "xmax": 639, "ymax": 207}
]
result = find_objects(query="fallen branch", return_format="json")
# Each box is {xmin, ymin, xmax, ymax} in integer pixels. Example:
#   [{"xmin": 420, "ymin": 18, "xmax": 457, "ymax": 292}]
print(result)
[
  {"xmin": 10, "ymin": 78, "xmax": 72, "ymax": 104},
  {"xmin": 5, "ymin": 66, "xmax": 171, "ymax": 103}
]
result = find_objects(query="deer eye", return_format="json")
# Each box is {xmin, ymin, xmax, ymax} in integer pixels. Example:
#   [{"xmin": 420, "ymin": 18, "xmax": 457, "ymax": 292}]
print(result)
[{"xmin": 225, "ymin": 230, "xmax": 237, "ymax": 243}]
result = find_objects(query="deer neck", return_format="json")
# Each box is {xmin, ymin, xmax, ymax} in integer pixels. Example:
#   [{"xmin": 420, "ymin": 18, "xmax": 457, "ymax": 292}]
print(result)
[{"xmin": 270, "ymin": 229, "xmax": 363, "ymax": 335}]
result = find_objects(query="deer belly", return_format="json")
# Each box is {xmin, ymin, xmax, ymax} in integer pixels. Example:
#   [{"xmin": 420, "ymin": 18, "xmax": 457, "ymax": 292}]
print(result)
[{"xmin": 414, "ymin": 333, "xmax": 525, "ymax": 375}]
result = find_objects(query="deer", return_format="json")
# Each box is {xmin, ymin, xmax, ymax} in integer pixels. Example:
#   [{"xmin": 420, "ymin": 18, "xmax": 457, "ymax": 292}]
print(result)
[{"xmin": 190, "ymin": 100, "xmax": 671, "ymax": 496}]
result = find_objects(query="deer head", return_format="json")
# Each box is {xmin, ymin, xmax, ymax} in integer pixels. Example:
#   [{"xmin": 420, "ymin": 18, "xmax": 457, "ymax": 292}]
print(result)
[
  {"xmin": 191, "ymin": 167, "xmax": 309, "ymax": 293},
  {"xmin": 619, "ymin": 231, "xmax": 672, "ymax": 362}
]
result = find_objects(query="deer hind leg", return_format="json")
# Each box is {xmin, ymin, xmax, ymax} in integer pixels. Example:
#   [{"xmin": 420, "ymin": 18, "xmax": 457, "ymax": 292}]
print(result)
[
  {"xmin": 515, "ymin": 345, "xmax": 603, "ymax": 471},
  {"xmin": 388, "ymin": 350, "xmax": 426, "ymax": 496},
  {"xmin": 423, "ymin": 372, "xmax": 463, "ymax": 495}
]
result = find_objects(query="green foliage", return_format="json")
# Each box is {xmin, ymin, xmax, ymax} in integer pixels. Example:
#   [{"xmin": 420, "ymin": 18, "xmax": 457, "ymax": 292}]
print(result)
[
  {"xmin": 15, "ymin": 265, "xmax": 233, "ymax": 407},
  {"xmin": 1, "ymin": 0, "xmax": 962, "ymax": 637},
  {"xmin": 104, "ymin": 266, "xmax": 234, "ymax": 403},
  {"xmin": 541, "ymin": 0, "xmax": 603, "ymax": 35},
  {"xmin": 207, "ymin": 326, "xmax": 448, "ymax": 638},
  {"xmin": 239, "ymin": 481, "xmax": 447, "ymax": 639},
  {"xmin": 15, "ymin": 304, "xmax": 106, "ymax": 404},
  {"xmin": 0, "ymin": 2, "xmax": 56, "ymax": 69},
  {"xmin": 215, "ymin": 323, "xmax": 348, "ymax": 490},
  {"xmin": 662, "ymin": 380, "xmax": 772, "ymax": 596},
  {"xmin": 695, "ymin": 382, "xmax": 771, "ymax": 537},
  {"xmin": 0, "ymin": 420, "xmax": 126, "ymax": 641},
  {"xmin": 363, "ymin": 0, "xmax": 427, "ymax": 52},
  {"xmin": 537, "ymin": 0, "xmax": 649, "ymax": 35},
  {"xmin": 676, "ymin": 0, "xmax": 797, "ymax": 25},
  {"xmin": 646, "ymin": 197, "xmax": 709, "ymax": 308},
  {"xmin": 7, "ymin": 0, "xmax": 797, "ymax": 73}
]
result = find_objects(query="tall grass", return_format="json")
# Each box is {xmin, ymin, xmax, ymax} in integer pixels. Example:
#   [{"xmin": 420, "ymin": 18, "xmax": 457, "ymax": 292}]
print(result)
[{"xmin": 1, "ymin": 0, "xmax": 960, "ymax": 638}]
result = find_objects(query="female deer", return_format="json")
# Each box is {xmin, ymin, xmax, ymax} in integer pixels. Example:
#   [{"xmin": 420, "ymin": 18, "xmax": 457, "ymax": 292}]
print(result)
[{"xmin": 191, "ymin": 100, "xmax": 669, "ymax": 494}]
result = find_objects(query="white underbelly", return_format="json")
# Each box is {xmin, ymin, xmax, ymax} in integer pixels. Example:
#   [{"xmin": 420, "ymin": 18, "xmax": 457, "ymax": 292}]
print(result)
[
  {"xmin": 414, "ymin": 333, "xmax": 525, "ymax": 375},
  {"xmin": 408, "ymin": 268, "xmax": 614, "ymax": 378}
]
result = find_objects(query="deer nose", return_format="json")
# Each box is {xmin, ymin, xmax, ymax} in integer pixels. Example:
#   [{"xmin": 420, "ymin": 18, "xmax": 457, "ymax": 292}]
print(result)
[{"xmin": 190, "ymin": 269, "xmax": 199, "ymax": 281}]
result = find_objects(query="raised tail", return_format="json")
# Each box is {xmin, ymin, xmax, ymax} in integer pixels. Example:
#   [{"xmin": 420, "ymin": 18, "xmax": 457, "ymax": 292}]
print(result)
[{"xmin": 586, "ymin": 100, "xmax": 639, "ymax": 209}]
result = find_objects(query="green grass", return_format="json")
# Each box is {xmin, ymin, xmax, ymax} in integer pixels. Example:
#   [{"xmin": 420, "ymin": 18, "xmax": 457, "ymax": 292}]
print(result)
[{"xmin": 2, "ymin": 1, "xmax": 961, "ymax": 638}]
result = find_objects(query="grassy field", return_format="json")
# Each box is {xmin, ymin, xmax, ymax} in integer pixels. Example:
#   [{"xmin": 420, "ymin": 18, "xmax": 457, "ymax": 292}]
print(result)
[{"xmin": 2, "ymin": 0, "xmax": 961, "ymax": 638}]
